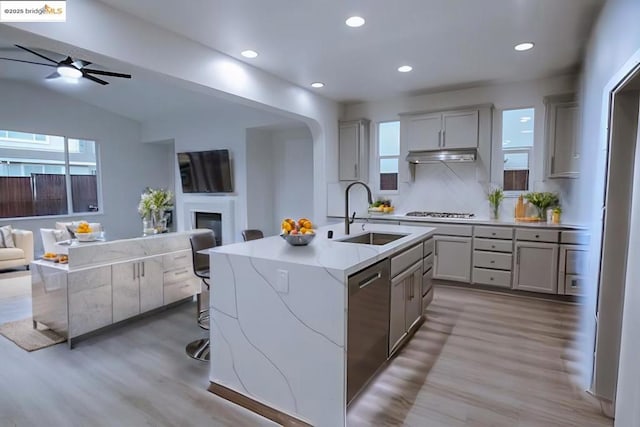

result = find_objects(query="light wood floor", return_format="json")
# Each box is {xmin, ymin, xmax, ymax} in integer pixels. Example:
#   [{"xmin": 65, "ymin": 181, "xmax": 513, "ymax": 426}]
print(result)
[
  {"xmin": 0, "ymin": 274, "xmax": 613, "ymax": 426},
  {"xmin": 347, "ymin": 285, "xmax": 613, "ymax": 427}
]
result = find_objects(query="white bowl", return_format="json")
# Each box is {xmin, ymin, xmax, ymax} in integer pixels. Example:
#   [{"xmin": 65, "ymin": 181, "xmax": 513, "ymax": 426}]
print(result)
[{"xmin": 75, "ymin": 231, "xmax": 100, "ymax": 242}]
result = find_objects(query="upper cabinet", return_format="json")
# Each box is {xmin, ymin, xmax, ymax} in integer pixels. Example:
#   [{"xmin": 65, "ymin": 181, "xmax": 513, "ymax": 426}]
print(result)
[
  {"xmin": 406, "ymin": 109, "xmax": 479, "ymax": 151},
  {"xmin": 339, "ymin": 119, "xmax": 370, "ymax": 181},
  {"xmin": 545, "ymin": 94, "xmax": 580, "ymax": 178}
]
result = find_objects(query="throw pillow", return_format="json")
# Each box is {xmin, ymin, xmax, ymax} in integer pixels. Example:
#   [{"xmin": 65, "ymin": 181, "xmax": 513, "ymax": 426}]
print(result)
[{"xmin": 0, "ymin": 225, "xmax": 15, "ymax": 248}]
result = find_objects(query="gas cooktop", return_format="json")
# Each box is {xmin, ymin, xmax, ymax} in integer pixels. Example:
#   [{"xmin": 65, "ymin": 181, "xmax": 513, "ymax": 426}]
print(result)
[{"xmin": 405, "ymin": 211, "xmax": 475, "ymax": 219}]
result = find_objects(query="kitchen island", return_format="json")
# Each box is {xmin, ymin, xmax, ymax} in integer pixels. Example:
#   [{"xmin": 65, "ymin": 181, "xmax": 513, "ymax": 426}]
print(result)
[{"xmin": 206, "ymin": 223, "xmax": 435, "ymax": 427}]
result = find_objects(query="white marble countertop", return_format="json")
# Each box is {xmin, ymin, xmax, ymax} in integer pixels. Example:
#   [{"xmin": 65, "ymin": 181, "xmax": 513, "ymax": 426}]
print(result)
[
  {"xmin": 208, "ymin": 222, "xmax": 435, "ymax": 276},
  {"xmin": 332, "ymin": 214, "xmax": 585, "ymax": 229}
]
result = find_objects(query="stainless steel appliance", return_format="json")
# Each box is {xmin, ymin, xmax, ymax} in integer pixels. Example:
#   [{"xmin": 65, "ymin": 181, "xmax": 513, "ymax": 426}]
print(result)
[
  {"xmin": 347, "ymin": 258, "xmax": 390, "ymax": 404},
  {"xmin": 406, "ymin": 211, "xmax": 475, "ymax": 219}
]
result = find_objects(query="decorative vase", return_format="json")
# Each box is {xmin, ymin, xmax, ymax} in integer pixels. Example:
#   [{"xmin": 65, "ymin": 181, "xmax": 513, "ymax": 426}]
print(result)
[
  {"xmin": 490, "ymin": 203, "xmax": 500, "ymax": 220},
  {"xmin": 142, "ymin": 217, "xmax": 154, "ymax": 235},
  {"xmin": 536, "ymin": 206, "xmax": 547, "ymax": 222},
  {"xmin": 152, "ymin": 209, "xmax": 167, "ymax": 233}
]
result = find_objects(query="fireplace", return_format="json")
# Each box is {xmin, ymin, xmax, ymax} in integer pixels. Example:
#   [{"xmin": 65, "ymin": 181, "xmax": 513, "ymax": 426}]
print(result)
[{"xmin": 195, "ymin": 212, "xmax": 223, "ymax": 246}]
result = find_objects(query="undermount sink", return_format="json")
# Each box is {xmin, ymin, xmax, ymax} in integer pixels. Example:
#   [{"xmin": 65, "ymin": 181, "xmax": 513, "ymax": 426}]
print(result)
[{"xmin": 337, "ymin": 232, "xmax": 408, "ymax": 246}]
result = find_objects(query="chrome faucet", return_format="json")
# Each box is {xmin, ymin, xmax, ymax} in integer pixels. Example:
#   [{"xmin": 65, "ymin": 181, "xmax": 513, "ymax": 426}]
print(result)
[{"xmin": 345, "ymin": 181, "xmax": 373, "ymax": 235}]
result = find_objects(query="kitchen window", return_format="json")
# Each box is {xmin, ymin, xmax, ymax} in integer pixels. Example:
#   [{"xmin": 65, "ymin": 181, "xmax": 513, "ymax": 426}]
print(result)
[
  {"xmin": 378, "ymin": 121, "xmax": 400, "ymax": 192},
  {"xmin": 502, "ymin": 108, "xmax": 534, "ymax": 192},
  {"xmin": 0, "ymin": 130, "xmax": 100, "ymax": 219}
]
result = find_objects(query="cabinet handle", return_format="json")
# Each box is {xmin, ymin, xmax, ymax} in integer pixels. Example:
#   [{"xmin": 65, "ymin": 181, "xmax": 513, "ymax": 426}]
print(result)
[
  {"xmin": 133, "ymin": 263, "xmax": 137, "ymax": 280},
  {"xmin": 438, "ymin": 130, "xmax": 442, "ymax": 147},
  {"xmin": 142, "ymin": 261, "xmax": 145, "ymax": 277},
  {"xmin": 442, "ymin": 130, "xmax": 446, "ymax": 147},
  {"xmin": 551, "ymin": 156, "xmax": 555, "ymax": 174},
  {"xmin": 359, "ymin": 272, "xmax": 381, "ymax": 289},
  {"xmin": 535, "ymin": 234, "xmax": 540, "ymax": 238},
  {"xmin": 490, "ymin": 260, "xmax": 495, "ymax": 264},
  {"xmin": 571, "ymin": 279, "xmax": 578, "ymax": 288},
  {"xmin": 434, "ymin": 242, "xmax": 438, "ymax": 257},
  {"xmin": 491, "ymin": 245, "xmax": 496, "ymax": 249},
  {"xmin": 354, "ymin": 164, "xmax": 358, "ymax": 178},
  {"xmin": 490, "ymin": 276, "xmax": 494, "ymax": 281},
  {"xmin": 517, "ymin": 248, "xmax": 521, "ymax": 265},
  {"xmin": 491, "ymin": 232, "xmax": 496, "ymax": 236}
]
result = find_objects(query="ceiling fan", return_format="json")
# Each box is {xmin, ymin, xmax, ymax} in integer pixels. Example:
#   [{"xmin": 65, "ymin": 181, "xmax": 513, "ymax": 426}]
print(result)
[{"xmin": 0, "ymin": 44, "xmax": 132, "ymax": 85}]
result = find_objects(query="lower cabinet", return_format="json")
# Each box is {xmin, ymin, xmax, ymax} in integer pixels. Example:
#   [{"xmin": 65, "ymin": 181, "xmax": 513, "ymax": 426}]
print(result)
[
  {"xmin": 163, "ymin": 250, "xmax": 199, "ymax": 304},
  {"xmin": 68, "ymin": 266, "xmax": 112, "ymax": 338},
  {"xmin": 513, "ymin": 242, "xmax": 559, "ymax": 293},
  {"xmin": 433, "ymin": 236, "xmax": 471, "ymax": 282},
  {"xmin": 112, "ymin": 256, "xmax": 164, "ymax": 323},
  {"xmin": 389, "ymin": 260, "xmax": 422, "ymax": 356}
]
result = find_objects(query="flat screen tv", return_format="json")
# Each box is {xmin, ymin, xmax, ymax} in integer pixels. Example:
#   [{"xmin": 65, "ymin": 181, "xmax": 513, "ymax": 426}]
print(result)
[{"xmin": 177, "ymin": 149, "xmax": 233, "ymax": 193}]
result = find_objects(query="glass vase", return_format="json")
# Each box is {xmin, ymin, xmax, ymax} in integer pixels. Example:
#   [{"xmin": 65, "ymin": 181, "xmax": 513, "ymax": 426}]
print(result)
[
  {"xmin": 536, "ymin": 206, "xmax": 547, "ymax": 222},
  {"xmin": 142, "ymin": 217, "xmax": 154, "ymax": 236},
  {"xmin": 490, "ymin": 203, "xmax": 500, "ymax": 220},
  {"xmin": 152, "ymin": 210, "xmax": 167, "ymax": 233}
]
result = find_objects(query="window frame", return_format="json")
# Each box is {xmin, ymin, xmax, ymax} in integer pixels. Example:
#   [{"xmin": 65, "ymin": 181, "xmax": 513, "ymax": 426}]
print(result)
[
  {"xmin": 0, "ymin": 129, "xmax": 103, "ymax": 220},
  {"xmin": 498, "ymin": 107, "xmax": 535, "ymax": 197},
  {"xmin": 376, "ymin": 120, "xmax": 400, "ymax": 194}
]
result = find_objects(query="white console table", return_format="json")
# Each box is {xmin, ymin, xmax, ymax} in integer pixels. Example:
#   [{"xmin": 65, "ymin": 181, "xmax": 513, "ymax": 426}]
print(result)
[{"xmin": 31, "ymin": 230, "xmax": 207, "ymax": 348}]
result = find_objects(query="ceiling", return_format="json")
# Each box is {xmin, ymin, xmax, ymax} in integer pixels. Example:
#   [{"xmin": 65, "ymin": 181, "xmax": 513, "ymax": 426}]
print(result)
[
  {"xmin": 0, "ymin": 38, "xmax": 301, "ymax": 126},
  {"xmin": 97, "ymin": 0, "xmax": 605, "ymax": 103}
]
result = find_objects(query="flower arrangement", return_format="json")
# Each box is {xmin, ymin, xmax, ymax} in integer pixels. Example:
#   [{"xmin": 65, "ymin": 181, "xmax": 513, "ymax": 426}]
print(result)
[
  {"xmin": 523, "ymin": 192, "xmax": 559, "ymax": 220},
  {"xmin": 138, "ymin": 187, "xmax": 174, "ymax": 221},
  {"xmin": 487, "ymin": 186, "xmax": 504, "ymax": 219}
]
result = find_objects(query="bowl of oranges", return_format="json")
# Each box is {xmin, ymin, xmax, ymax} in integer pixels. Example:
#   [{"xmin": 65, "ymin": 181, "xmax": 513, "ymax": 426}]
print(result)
[
  {"xmin": 74, "ymin": 222, "xmax": 100, "ymax": 242},
  {"xmin": 280, "ymin": 217, "xmax": 315, "ymax": 246}
]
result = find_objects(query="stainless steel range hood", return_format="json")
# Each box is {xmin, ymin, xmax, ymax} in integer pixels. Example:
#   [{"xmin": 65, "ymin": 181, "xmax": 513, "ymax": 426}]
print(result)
[{"xmin": 406, "ymin": 148, "xmax": 477, "ymax": 164}]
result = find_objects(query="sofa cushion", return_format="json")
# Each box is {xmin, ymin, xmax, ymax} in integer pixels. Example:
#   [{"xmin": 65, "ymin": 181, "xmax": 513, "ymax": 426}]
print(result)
[
  {"xmin": 0, "ymin": 247, "xmax": 24, "ymax": 261},
  {"xmin": 0, "ymin": 225, "xmax": 15, "ymax": 248}
]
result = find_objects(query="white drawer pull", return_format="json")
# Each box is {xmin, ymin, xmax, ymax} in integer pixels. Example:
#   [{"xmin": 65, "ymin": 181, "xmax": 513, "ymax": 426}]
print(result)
[{"xmin": 490, "ymin": 260, "xmax": 495, "ymax": 264}]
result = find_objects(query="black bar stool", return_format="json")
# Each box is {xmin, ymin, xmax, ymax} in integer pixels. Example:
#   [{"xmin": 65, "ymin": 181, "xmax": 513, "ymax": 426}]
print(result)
[
  {"xmin": 186, "ymin": 230, "xmax": 215, "ymax": 361},
  {"xmin": 242, "ymin": 229, "xmax": 264, "ymax": 241}
]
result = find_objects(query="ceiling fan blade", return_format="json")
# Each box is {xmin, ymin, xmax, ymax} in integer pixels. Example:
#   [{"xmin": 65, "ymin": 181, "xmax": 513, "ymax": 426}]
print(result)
[
  {"xmin": 0, "ymin": 57, "xmax": 56, "ymax": 67},
  {"xmin": 14, "ymin": 44, "xmax": 59, "ymax": 64},
  {"xmin": 73, "ymin": 59, "xmax": 91, "ymax": 68},
  {"xmin": 82, "ymin": 68, "xmax": 131, "ymax": 79},
  {"xmin": 82, "ymin": 73, "xmax": 109, "ymax": 85},
  {"xmin": 46, "ymin": 72, "xmax": 61, "ymax": 79}
]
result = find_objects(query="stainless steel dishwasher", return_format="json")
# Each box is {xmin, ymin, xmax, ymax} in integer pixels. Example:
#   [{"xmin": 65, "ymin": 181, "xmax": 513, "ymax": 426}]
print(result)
[{"xmin": 347, "ymin": 258, "xmax": 390, "ymax": 404}]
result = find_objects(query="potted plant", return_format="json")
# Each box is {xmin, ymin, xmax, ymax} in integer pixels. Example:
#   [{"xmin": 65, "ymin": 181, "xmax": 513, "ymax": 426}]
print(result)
[
  {"xmin": 138, "ymin": 187, "xmax": 174, "ymax": 233},
  {"xmin": 487, "ymin": 186, "xmax": 504, "ymax": 220},
  {"xmin": 523, "ymin": 192, "xmax": 559, "ymax": 221}
]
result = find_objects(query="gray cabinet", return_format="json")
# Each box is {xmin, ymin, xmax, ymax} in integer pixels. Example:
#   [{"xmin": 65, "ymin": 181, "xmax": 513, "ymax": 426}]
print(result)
[
  {"xmin": 405, "ymin": 109, "xmax": 479, "ymax": 151},
  {"xmin": 559, "ymin": 245, "xmax": 587, "ymax": 296},
  {"xmin": 68, "ymin": 266, "xmax": 112, "ymax": 338},
  {"xmin": 513, "ymin": 242, "xmax": 559, "ymax": 293},
  {"xmin": 545, "ymin": 94, "xmax": 579, "ymax": 178},
  {"xmin": 112, "ymin": 256, "xmax": 164, "ymax": 322},
  {"xmin": 163, "ymin": 250, "xmax": 199, "ymax": 304},
  {"xmin": 472, "ymin": 226, "xmax": 513, "ymax": 288},
  {"xmin": 433, "ymin": 236, "xmax": 472, "ymax": 282},
  {"xmin": 389, "ymin": 260, "xmax": 423, "ymax": 356},
  {"xmin": 339, "ymin": 119, "xmax": 370, "ymax": 181}
]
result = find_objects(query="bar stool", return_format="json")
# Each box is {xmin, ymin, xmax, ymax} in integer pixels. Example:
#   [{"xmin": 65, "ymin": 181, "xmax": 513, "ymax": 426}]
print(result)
[
  {"xmin": 186, "ymin": 230, "xmax": 215, "ymax": 361},
  {"xmin": 242, "ymin": 229, "xmax": 264, "ymax": 241}
]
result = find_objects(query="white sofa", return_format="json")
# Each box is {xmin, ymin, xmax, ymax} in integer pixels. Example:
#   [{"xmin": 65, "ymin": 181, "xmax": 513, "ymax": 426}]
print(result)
[{"xmin": 0, "ymin": 229, "xmax": 34, "ymax": 270}]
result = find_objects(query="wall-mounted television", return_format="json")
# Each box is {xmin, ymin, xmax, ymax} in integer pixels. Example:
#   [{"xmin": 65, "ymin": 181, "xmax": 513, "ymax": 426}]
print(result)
[{"xmin": 177, "ymin": 149, "xmax": 233, "ymax": 193}]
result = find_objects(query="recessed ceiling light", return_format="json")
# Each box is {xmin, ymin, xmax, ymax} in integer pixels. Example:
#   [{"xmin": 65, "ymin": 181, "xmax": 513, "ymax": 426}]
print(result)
[
  {"xmin": 345, "ymin": 16, "xmax": 365, "ymax": 27},
  {"xmin": 311, "ymin": 82, "xmax": 325, "ymax": 88},
  {"xmin": 241, "ymin": 50, "xmax": 258, "ymax": 58},
  {"xmin": 397, "ymin": 65, "xmax": 413, "ymax": 73},
  {"xmin": 514, "ymin": 42, "xmax": 534, "ymax": 52}
]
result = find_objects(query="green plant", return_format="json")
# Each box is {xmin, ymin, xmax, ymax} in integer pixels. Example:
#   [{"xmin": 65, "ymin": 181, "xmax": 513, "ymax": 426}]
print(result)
[
  {"xmin": 138, "ymin": 187, "xmax": 174, "ymax": 218},
  {"xmin": 487, "ymin": 187, "xmax": 504, "ymax": 207},
  {"xmin": 553, "ymin": 206, "xmax": 562, "ymax": 214},
  {"xmin": 524, "ymin": 192, "xmax": 559, "ymax": 219}
]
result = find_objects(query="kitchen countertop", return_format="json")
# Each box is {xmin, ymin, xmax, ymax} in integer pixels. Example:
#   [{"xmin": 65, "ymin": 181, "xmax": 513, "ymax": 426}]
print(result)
[
  {"xmin": 209, "ymin": 222, "xmax": 435, "ymax": 276},
  {"xmin": 330, "ymin": 214, "xmax": 585, "ymax": 230}
]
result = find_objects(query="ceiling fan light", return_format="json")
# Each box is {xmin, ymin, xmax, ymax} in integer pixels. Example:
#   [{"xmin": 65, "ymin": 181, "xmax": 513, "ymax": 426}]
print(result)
[{"xmin": 57, "ymin": 64, "xmax": 82, "ymax": 79}]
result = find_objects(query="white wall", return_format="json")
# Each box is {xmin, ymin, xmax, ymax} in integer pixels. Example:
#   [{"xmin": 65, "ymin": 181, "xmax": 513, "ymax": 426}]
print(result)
[
  {"xmin": 246, "ymin": 126, "xmax": 314, "ymax": 237},
  {"xmin": 341, "ymin": 75, "xmax": 577, "ymax": 221},
  {"xmin": 0, "ymin": 80, "xmax": 173, "ymax": 254},
  {"xmin": 575, "ymin": 0, "xmax": 640, "ymax": 420}
]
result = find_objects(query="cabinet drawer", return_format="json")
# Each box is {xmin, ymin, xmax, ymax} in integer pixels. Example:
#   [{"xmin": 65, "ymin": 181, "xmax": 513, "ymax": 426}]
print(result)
[
  {"xmin": 163, "ymin": 266, "xmax": 195, "ymax": 286},
  {"xmin": 474, "ymin": 238, "xmax": 512, "ymax": 253},
  {"xmin": 516, "ymin": 229, "xmax": 559, "ymax": 243},
  {"xmin": 423, "ymin": 253, "xmax": 433, "ymax": 274},
  {"xmin": 564, "ymin": 249, "xmax": 587, "ymax": 275},
  {"xmin": 563, "ymin": 274, "xmax": 584, "ymax": 296},
  {"xmin": 423, "ymin": 238, "xmax": 434, "ymax": 257},
  {"xmin": 561, "ymin": 231, "xmax": 589, "ymax": 245},
  {"xmin": 391, "ymin": 244, "xmax": 423, "ymax": 278},
  {"xmin": 473, "ymin": 251, "xmax": 512, "ymax": 270},
  {"xmin": 163, "ymin": 250, "xmax": 192, "ymax": 270},
  {"xmin": 164, "ymin": 278, "xmax": 199, "ymax": 305},
  {"xmin": 472, "ymin": 268, "xmax": 511, "ymax": 288},
  {"xmin": 422, "ymin": 270, "xmax": 433, "ymax": 296},
  {"xmin": 474, "ymin": 226, "xmax": 513, "ymax": 240}
]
